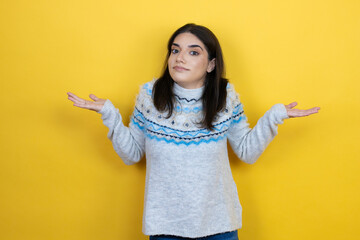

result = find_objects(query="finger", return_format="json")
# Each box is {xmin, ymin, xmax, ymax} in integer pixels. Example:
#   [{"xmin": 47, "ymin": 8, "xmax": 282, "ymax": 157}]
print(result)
[
  {"xmin": 67, "ymin": 92, "xmax": 80, "ymax": 99},
  {"xmin": 286, "ymin": 102, "xmax": 298, "ymax": 109},
  {"xmin": 307, "ymin": 107, "xmax": 320, "ymax": 114},
  {"xmin": 67, "ymin": 92, "xmax": 86, "ymax": 102},
  {"xmin": 301, "ymin": 107, "xmax": 320, "ymax": 116},
  {"xmin": 289, "ymin": 108, "xmax": 320, "ymax": 118},
  {"xmin": 73, "ymin": 102, "xmax": 92, "ymax": 110},
  {"xmin": 299, "ymin": 110, "xmax": 313, "ymax": 117},
  {"xmin": 73, "ymin": 100, "xmax": 94, "ymax": 110},
  {"xmin": 68, "ymin": 95, "xmax": 86, "ymax": 105},
  {"xmin": 89, "ymin": 94, "xmax": 99, "ymax": 101},
  {"xmin": 68, "ymin": 95, "xmax": 82, "ymax": 104}
]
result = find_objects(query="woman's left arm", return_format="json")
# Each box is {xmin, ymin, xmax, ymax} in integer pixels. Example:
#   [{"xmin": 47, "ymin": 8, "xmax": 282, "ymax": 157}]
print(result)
[{"xmin": 228, "ymin": 100, "xmax": 320, "ymax": 164}]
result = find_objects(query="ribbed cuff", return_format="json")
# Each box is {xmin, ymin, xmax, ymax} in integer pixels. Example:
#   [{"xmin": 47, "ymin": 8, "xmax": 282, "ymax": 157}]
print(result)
[
  {"xmin": 98, "ymin": 99, "xmax": 112, "ymax": 115},
  {"xmin": 271, "ymin": 103, "xmax": 289, "ymax": 124}
]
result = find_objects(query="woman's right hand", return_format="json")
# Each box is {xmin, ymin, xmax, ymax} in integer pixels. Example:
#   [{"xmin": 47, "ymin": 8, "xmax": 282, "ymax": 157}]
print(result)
[{"xmin": 67, "ymin": 92, "xmax": 106, "ymax": 112}]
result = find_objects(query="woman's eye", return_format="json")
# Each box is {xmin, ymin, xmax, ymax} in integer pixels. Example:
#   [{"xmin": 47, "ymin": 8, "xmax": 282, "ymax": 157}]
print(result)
[
  {"xmin": 171, "ymin": 49, "xmax": 179, "ymax": 54},
  {"xmin": 190, "ymin": 51, "xmax": 199, "ymax": 56}
]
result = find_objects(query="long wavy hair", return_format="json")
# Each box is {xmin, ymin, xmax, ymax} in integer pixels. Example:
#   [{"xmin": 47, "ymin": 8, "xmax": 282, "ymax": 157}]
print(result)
[{"xmin": 153, "ymin": 23, "xmax": 228, "ymax": 130}]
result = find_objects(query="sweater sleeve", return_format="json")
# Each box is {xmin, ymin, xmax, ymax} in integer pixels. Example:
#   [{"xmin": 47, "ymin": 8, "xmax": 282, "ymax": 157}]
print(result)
[
  {"xmin": 98, "ymin": 91, "xmax": 146, "ymax": 165},
  {"xmin": 226, "ymin": 85, "xmax": 289, "ymax": 164}
]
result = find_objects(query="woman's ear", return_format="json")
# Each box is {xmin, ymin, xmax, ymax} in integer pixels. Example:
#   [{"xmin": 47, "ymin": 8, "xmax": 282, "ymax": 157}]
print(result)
[{"xmin": 207, "ymin": 58, "xmax": 216, "ymax": 73}]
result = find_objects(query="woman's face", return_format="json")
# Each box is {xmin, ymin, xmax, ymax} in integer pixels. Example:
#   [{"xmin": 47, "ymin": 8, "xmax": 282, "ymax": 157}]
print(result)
[{"xmin": 168, "ymin": 32, "xmax": 215, "ymax": 89}]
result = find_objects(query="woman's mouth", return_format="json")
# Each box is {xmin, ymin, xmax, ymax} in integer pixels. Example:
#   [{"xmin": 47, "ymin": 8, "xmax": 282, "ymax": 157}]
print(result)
[{"xmin": 174, "ymin": 66, "xmax": 189, "ymax": 71}]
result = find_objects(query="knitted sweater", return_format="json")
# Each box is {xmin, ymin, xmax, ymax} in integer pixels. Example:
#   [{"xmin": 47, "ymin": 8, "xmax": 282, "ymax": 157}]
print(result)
[{"xmin": 98, "ymin": 79, "xmax": 289, "ymax": 238}]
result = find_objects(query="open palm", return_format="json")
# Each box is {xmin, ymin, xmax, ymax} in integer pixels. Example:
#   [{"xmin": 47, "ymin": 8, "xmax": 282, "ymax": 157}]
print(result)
[
  {"xmin": 67, "ymin": 92, "xmax": 106, "ymax": 112},
  {"xmin": 285, "ymin": 102, "xmax": 320, "ymax": 118}
]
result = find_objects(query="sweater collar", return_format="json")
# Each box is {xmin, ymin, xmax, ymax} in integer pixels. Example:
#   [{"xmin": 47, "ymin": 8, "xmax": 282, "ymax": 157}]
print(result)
[{"xmin": 173, "ymin": 82, "xmax": 204, "ymax": 103}]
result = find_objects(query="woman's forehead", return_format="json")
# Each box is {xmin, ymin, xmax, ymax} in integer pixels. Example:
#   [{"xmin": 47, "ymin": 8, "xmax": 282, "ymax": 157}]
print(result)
[{"xmin": 172, "ymin": 32, "xmax": 204, "ymax": 48}]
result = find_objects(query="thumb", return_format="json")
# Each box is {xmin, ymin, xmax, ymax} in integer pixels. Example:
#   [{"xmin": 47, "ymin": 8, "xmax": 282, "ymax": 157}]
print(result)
[
  {"xmin": 89, "ymin": 94, "xmax": 99, "ymax": 101},
  {"xmin": 286, "ymin": 102, "xmax": 298, "ymax": 109}
]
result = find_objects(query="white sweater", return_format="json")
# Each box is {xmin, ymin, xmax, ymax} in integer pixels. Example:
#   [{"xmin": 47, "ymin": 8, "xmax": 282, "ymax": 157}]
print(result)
[{"xmin": 98, "ymin": 79, "xmax": 289, "ymax": 238}]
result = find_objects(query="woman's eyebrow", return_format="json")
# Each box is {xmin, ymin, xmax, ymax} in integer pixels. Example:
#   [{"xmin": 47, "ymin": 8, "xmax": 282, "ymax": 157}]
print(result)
[
  {"xmin": 172, "ymin": 43, "xmax": 203, "ymax": 51},
  {"xmin": 189, "ymin": 45, "xmax": 203, "ymax": 51}
]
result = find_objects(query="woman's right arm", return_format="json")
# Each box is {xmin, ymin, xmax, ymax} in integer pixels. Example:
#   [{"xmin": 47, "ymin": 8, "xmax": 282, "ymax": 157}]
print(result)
[{"xmin": 67, "ymin": 92, "xmax": 145, "ymax": 165}]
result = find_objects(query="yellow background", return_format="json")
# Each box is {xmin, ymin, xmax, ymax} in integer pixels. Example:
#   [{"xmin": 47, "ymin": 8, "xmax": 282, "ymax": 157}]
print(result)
[{"xmin": 1, "ymin": 0, "xmax": 359, "ymax": 239}]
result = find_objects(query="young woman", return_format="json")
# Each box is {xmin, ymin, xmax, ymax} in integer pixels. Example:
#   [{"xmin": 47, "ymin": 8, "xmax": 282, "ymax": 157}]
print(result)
[{"xmin": 67, "ymin": 23, "xmax": 320, "ymax": 240}]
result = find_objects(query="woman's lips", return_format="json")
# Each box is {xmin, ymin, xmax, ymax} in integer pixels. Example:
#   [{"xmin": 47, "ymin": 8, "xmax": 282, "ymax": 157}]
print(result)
[{"xmin": 174, "ymin": 66, "xmax": 189, "ymax": 71}]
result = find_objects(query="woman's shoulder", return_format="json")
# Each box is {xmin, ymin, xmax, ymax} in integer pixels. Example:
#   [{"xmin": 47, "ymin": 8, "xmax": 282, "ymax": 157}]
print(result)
[
  {"xmin": 138, "ymin": 78, "xmax": 157, "ymax": 98},
  {"xmin": 225, "ymin": 82, "xmax": 242, "ymax": 107},
  {"xmin": 133, "ymin": 78, "xmax": 157, "ymax": 112},
  {"xmin": 220, "ymin": 82, "xmax": 244, "ymax": 123}
]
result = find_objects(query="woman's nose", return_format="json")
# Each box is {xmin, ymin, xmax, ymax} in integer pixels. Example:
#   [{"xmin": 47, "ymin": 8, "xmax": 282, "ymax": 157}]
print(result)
[{"xmin": 176, "ymin": 51, "xmax": 185, "ymax": 63}]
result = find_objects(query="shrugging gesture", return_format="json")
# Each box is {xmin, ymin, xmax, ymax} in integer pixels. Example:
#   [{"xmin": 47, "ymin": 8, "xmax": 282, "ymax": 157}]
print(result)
[
  {"xmin": 67, "ymin": 92, "xmax": 321, "ymax": 118},
  {"xmin": 67, "ymin": 92, "xmax": 106, "ymax": 112}
]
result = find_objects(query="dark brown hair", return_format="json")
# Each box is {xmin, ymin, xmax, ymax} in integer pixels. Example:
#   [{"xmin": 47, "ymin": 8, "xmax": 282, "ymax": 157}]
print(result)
[{"xmin": 153, "ymin": 23, "xmax": 228, "ymax": 130}]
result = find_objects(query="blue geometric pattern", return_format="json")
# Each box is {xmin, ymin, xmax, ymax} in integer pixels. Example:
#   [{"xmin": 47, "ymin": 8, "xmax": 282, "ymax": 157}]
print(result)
[
  {"xmin": 143, "ymin": 82, "xmax": 153, "ymax": 96},
  {"xmin": 175, "ymin": 105, "xmax": 202, "ymax": 114},
  {"xmin": 131, "ymin": 104, "xmax": 245, "ymax": 145},
  {"xmin": 133, "ymin": 80, "xmax": 245, "ymax": 145}
]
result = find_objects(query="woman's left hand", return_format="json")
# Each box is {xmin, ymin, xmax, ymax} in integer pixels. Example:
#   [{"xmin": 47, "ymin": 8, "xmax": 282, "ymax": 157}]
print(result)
[{"xmin": 285, "ymin": 102, "xmax": 320, "ymax": 118}]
